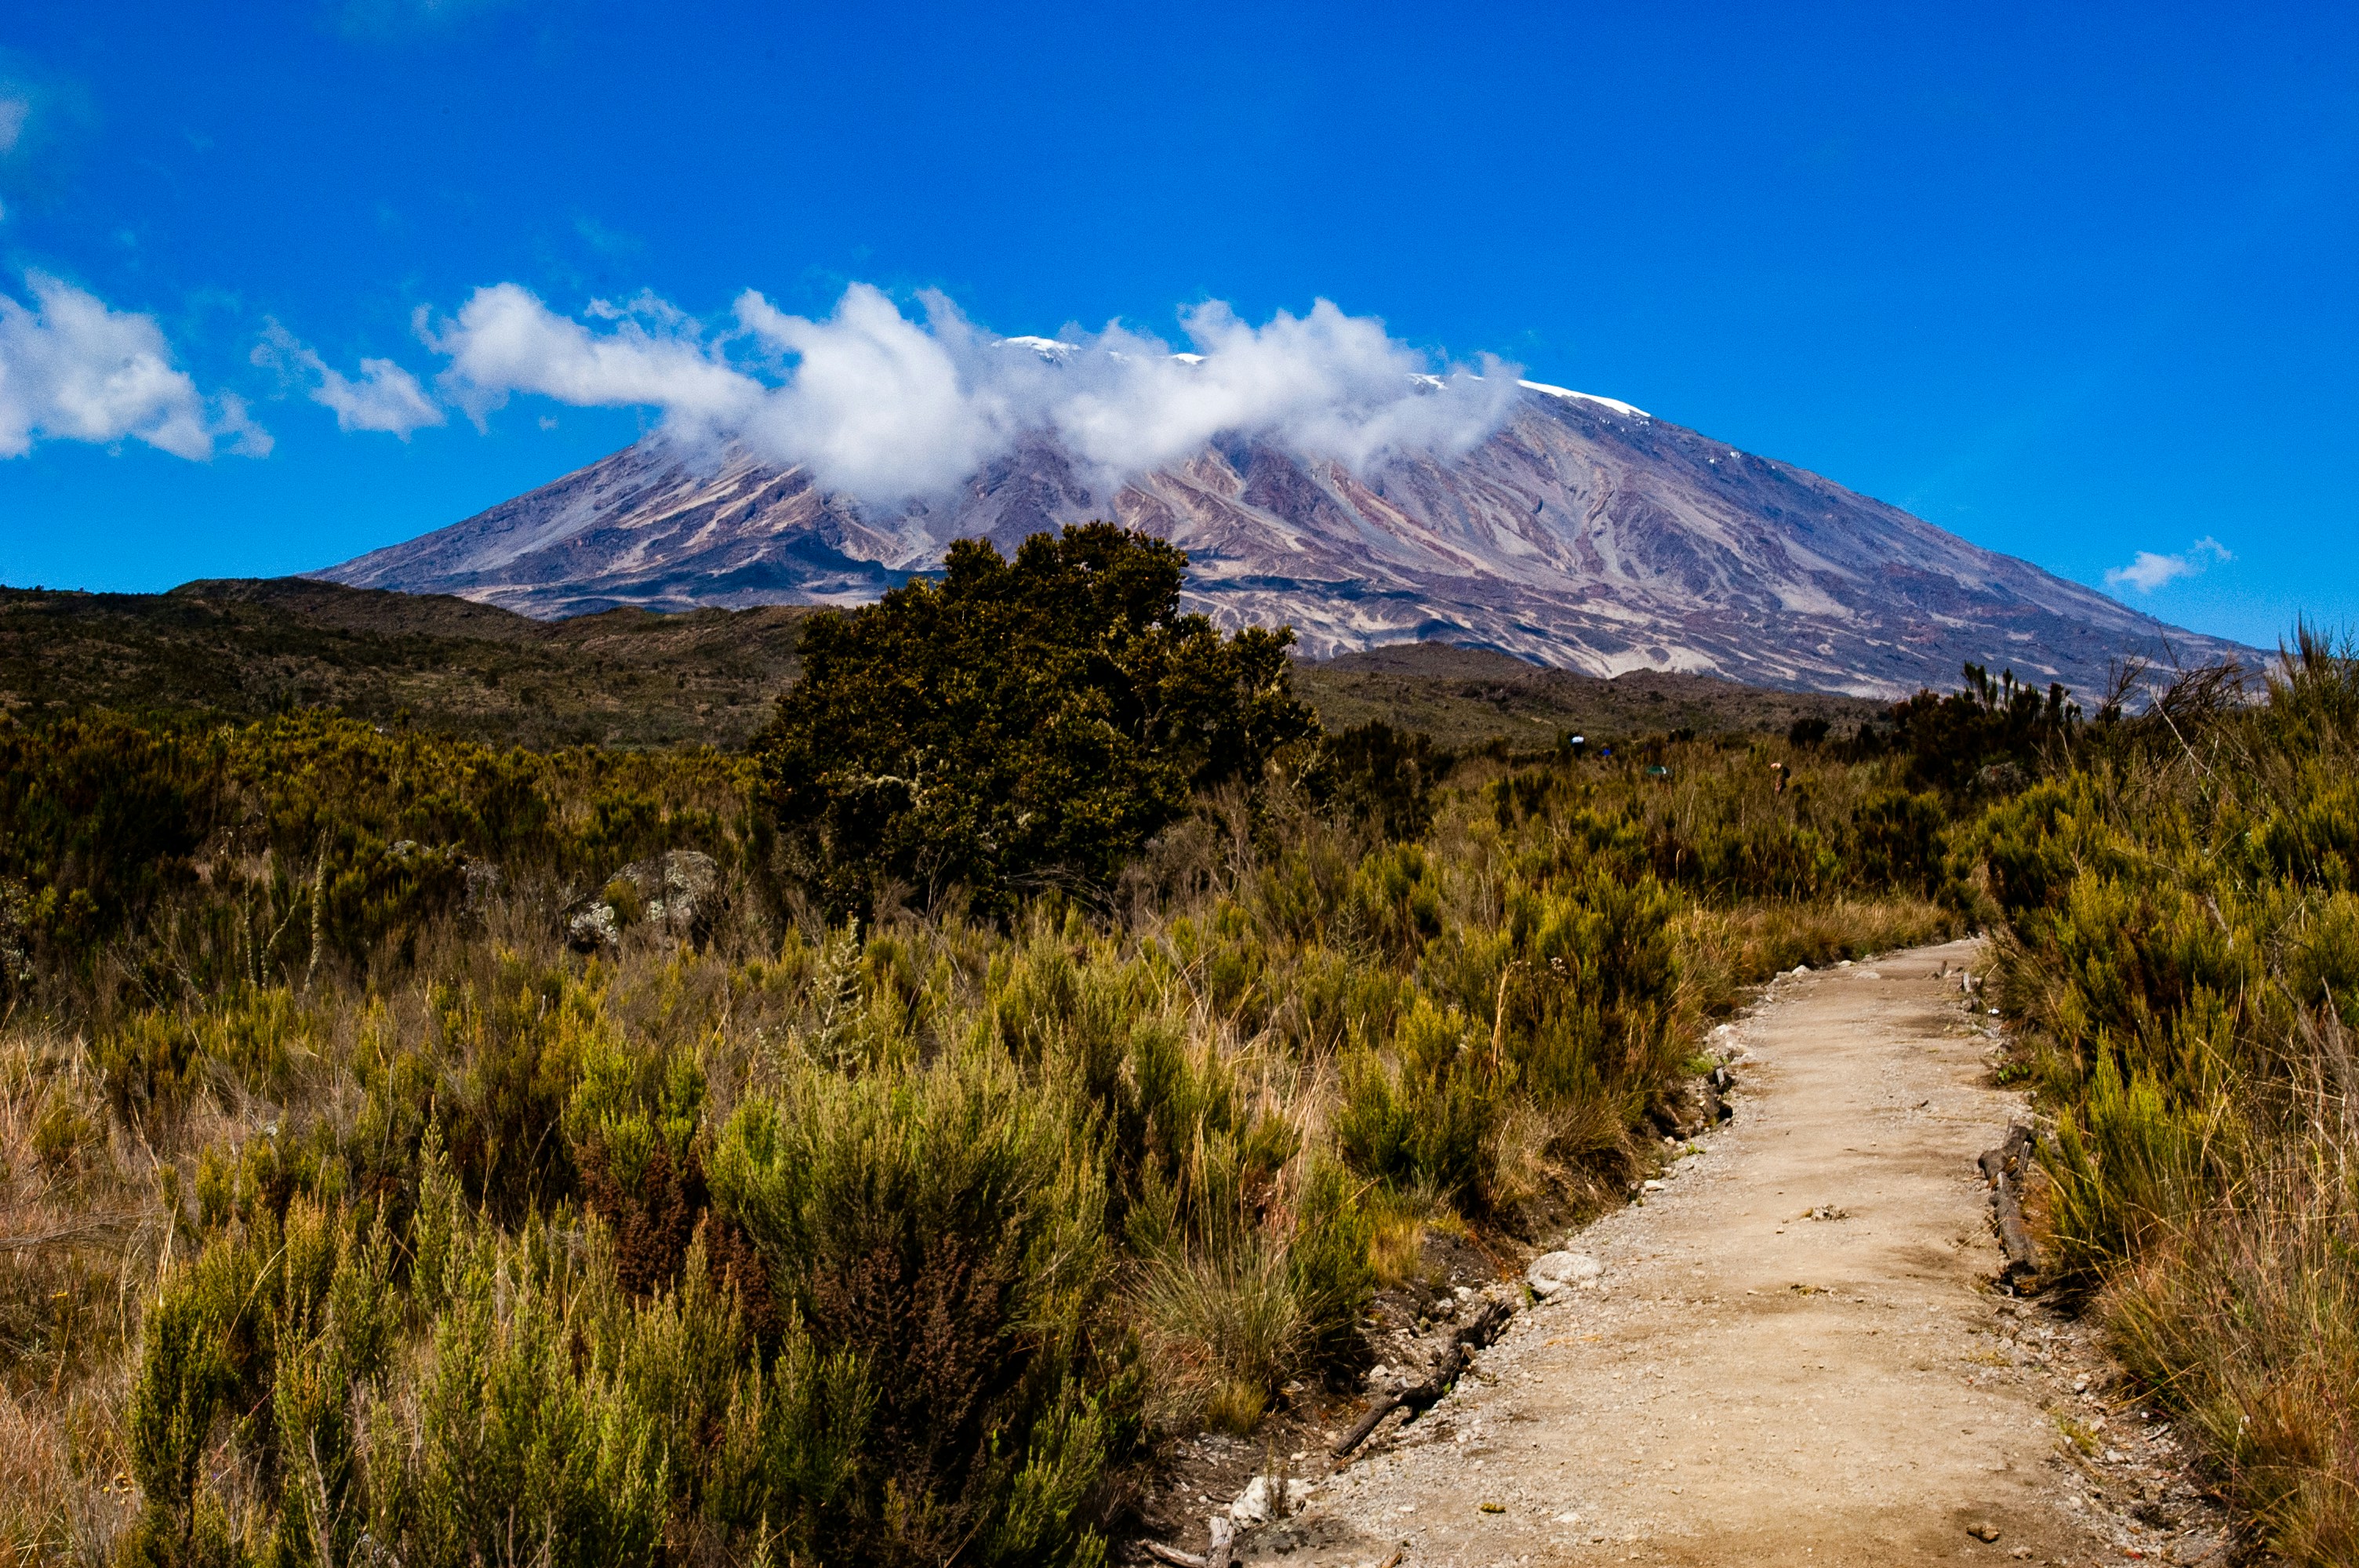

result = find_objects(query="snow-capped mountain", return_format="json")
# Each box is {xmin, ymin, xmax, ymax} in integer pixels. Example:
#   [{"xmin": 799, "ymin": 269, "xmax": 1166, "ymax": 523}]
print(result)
[{"xmin": 315, "ymin": 383, "xmax": 2246, "ymax": 699}]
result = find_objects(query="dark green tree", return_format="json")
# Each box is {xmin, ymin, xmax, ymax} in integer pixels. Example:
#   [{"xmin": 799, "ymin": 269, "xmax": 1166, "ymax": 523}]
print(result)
[
  {"xmin": 756, "ymin": 524, "xmax": 1317, "ymax": 916},
  {"xmin": 1319, "ymin": 720, "xmax": 1452, "ymax": 841},
  {"xmin": 1888, "ymin": 662, "xmax": 2078, "ymax": 797}
]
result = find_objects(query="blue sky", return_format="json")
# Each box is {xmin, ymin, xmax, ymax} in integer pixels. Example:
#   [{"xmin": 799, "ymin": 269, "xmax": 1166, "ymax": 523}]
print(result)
[{"xmin": 0, "ymin": 0, "xmax": 2352, "ymax": 650}]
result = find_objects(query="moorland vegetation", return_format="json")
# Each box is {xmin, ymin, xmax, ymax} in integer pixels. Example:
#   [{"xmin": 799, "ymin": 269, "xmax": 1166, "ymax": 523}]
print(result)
[
  {"xmin": 1977, "ymin": 630, "xmax": 2359, "ymax": 1563},
  {"xmin": 0, "ymin": 578, "xmax": 808, "ymax": 751},
  {"xmin": 0, "ymin": 524, "xmax": 2343, "ymax": 1566},
  {"xmin": 0, "ymin": 576, "xmax": 1879, "ymax": 756}
]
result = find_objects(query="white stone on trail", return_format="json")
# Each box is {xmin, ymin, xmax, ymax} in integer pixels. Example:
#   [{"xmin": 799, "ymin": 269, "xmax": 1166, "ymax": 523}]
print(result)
[
  {"xmin": 1228, "ymin": 1475, "xmax": 1313, "ymax": 1524},
  {"xmin": 1526, "ymin": 1250, "xmax": 1604, "ymax": 1294}
]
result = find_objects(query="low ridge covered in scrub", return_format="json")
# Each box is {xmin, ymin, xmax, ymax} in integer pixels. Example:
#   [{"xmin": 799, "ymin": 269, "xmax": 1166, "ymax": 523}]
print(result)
[{"xmin": 8, "ymin": 524, "xmax": 2336, "ymax": 1565}]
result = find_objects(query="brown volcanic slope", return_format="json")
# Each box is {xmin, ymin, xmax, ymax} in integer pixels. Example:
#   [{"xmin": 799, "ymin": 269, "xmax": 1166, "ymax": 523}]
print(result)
[{"xmin": 317, "ymin": 386, "xmax": 2250, "ymax": 698}]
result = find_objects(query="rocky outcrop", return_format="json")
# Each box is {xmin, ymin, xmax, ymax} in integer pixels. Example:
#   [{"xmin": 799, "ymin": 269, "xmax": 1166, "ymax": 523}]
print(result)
[{"xmin": 564, "ymin": 850, "xmax": 722, "ymax": 952}]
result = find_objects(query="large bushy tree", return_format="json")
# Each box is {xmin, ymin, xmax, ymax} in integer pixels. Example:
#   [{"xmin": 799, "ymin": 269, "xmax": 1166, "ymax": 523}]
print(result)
[{"xmin": 757, "ymin": 524, "xmax": 1317, "ymax": 916}]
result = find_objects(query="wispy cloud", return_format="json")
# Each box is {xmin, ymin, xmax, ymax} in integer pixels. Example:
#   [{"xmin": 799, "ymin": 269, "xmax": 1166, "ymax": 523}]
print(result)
[
  {"xmin": 0, "ymin": 271, "xmax": 268, "ymax": 460},
  {"xmin": 2105, "ymin": 536, "xmax": 2232, "ymax": 594},
  {"xmin": 420, "ymin": 281, "xmax": 1522, "ymax": 501},
  {"xmin": 573, "ymin": 216, "xmax": 642, "ymax": 258},
  {"xmin": 419, "ymin": 284, "xmax": 756, "ymax": 430},
  {"xmin": 0, "ymin": 86, "xmax": 29, "ymax": 219},
  {"xmin": 252, "ymin": 321, "xmax": 443, "ymax": 437}
]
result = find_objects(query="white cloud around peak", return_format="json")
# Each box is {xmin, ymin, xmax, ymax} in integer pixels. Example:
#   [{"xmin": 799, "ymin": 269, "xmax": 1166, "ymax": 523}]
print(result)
[
  {"xmin": 253, "ymin": 321, "xmax": 443, "ymax": 437},
  {"xmin": 2105, "ymin": 536, "xmax": 2231, "ymax": 594},
  {"xmin": 0, "ymin": 271, "xmax": 267, "ymax": 460},
  {"xmin": 420, "ymin": 283, "xmax": 758, "ymax": 430},
  {"xmin": 421, "ymin": 281, "xmax": 1523, "ymax": 501}
]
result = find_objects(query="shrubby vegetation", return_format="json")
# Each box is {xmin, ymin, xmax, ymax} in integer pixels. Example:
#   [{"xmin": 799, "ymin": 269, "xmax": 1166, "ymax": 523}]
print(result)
[
  {"xmin": 1972, "ymin": 630, "xmax": 2359, "ymax": 1564},
  {"xmin": 0, "ymin": 579, "xmax": 809, "ymax": 751},
  {"xmin": 45, "ymin": 524, "xmax": 2308, "ymax": 1566},
  {"xmin": 758, "ymin": 525, "xmax": 1314, "ymax": 918}
]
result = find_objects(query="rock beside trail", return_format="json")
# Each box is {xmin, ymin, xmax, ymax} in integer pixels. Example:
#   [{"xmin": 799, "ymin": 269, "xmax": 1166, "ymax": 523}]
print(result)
[
  {"xmin": 1526, "ymin": 1250, "xmax": 1604, "ymax": 1295},
  {"xmin": 1228, "ymin": 1475, "xmax": 1314, "ymax": 1525},
  {"xmin": 565, "ymin": 850, "xmax": 722, "ymax": 951}
]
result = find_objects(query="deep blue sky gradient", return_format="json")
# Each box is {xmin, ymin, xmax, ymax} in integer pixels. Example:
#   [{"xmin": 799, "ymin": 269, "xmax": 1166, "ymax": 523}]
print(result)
[{"xmin": 1, "ymin": 1, "xmax": 2353, "ymax": 648}]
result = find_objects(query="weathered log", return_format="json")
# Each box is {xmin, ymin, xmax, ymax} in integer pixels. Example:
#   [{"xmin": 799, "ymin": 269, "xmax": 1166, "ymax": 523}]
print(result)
[
  {"xmin": 1977, "ymin": 1125, "xmax": 2041, "ymax": 1290},
  {"xmin": 1144, "ymin": 1543, "xmax": 1208, "ymax": 1568},
  {"xmin": 1206, "ymin": 1515, "xmax": 1237, "ymax": 1568},
  {"xmin": 1331, "ymin": 1298, "xmax": 1513, "ymax": 1460},
  {"xmin": 1458, "ymin": 1297, "xmax": 1512, "ymax": 1351},
  {"xmin": 1330, "ymin": 1356, "xmax": 1438, "ymax": 1461},
  {"xmin": 1331, "ymin": 1391, "xmax": 1397, "ymax": 1457},
  {"xmin": 1991, "ymin": 1173, "xmax": 2039, "ymax": 1287}
]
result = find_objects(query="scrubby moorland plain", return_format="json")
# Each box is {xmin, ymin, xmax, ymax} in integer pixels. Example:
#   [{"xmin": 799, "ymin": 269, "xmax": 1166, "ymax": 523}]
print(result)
[{"xmin": 9, "ymin": 527, "xmax": 2338, "ymax": 1566}]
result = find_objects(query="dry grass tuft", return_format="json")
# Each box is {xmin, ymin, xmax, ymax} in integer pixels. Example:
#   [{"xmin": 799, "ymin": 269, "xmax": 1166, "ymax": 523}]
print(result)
[{"xmin": 1134, "ymin": 1242, "xmax": 1301, "ymax": 1434}]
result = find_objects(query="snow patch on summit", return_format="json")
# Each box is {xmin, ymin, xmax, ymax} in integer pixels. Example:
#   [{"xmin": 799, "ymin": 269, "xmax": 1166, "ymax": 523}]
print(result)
[
  {"xmin": 1520, "ymin": 380, "xmax": 1650, "ymax": 419},
  {"xmin": 994, "ymin": 336, "xmax": 1076, "ymax": 361}
]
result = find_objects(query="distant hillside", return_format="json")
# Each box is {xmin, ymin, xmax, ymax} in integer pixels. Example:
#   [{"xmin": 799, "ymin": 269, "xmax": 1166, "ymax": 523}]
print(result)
[
  {"xmin": 1293, "ymin": 643, "xmax": 1886, "ymax": 752},
  {"xmin": 0, "ymin": 579, "xmax": 809, "ymax": 750},
  {"xmin": 3, "ymin": 578, "xmax": 1892, "ymax": 753}
]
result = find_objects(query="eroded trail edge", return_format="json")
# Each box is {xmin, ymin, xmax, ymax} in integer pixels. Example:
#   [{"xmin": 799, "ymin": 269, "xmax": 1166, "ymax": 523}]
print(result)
[{"xmin": 1236, "ymin": 940, "xmax": 2220, "ymax": 1568}]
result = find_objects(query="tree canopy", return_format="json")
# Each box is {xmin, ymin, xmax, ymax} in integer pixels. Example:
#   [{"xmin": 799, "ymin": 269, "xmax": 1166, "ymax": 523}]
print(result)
[{"xmin": 756, "ymin": 524, "xmax": 1317, "ymax": 916}]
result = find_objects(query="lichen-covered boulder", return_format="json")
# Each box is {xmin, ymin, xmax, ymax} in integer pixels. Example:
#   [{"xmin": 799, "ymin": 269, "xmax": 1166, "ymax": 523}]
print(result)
[{"xmin": 564, "ymin": 849, "xmax": 722, "ymax": 952}]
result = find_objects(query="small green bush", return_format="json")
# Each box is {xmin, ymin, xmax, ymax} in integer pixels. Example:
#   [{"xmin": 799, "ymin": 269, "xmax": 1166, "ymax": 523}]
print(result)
[{"xmin": 709, "ymin": 1046, "xmax": 1129, "ymax": 1566}]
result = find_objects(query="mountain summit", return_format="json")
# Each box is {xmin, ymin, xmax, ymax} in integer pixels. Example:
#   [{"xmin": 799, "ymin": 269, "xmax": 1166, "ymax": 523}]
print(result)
[{"xmin": 317, "ymin": 384, "xmax": 2245, "ymax": 698}]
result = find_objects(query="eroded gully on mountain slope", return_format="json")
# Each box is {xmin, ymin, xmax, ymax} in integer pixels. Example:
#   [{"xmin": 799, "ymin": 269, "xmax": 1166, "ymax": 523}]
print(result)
[{"xmin": 1230, "ymin": 940, "xmax": 2243, "ymax": 1568}]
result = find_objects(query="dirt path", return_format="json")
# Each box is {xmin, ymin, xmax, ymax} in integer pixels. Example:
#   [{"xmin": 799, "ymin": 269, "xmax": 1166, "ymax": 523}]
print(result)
[{"xmin": 1242, "ymin": 940, "xmax": 2224, "ymax": 1568}]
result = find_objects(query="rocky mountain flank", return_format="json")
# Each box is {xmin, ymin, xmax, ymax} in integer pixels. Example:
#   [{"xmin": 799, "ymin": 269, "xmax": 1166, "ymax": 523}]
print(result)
[{"xmin": 316, "ymin": 386, "xmax": 2248, "ymax": 698}]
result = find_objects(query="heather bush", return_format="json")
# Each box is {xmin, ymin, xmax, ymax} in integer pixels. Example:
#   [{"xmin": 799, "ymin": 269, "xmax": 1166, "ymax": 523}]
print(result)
[
  {"xmin": 1966, "ymin": 630, "xmax": 2359, "ymax": 1563},
  {"xmin": 709, "ymin": 1044, "xmax": 1128, "ymax": 1566},
  {"xmin": 754, "ymin": 525, "xmax": 1316, "ymax": 920}
]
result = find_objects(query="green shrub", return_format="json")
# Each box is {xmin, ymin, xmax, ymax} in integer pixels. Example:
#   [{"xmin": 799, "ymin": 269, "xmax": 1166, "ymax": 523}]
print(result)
[
  {"xmin": 708, "ymin": 1046, "xmax": 1129, "ymax": 1566},
  {"xmin": 435, "ymin": 957, "xmax": 602, "ymax": 1220},
  {"xmin": 1284, "ymin": 1157, "xmax": 1376, "ymax": 1384},
  {"xmin": 0, "ymin": 714, "xmax": 219, "ymax": 955},
  {"xmin": 1971, "ymin": 633, "xmax": 2359, "ymax": 1563},
  {"xmin": 1333, "ymin": 997, "xmax": 1494, "ymax": 1205},
  {"xmin": 1322, "ymin": 720, "xmax": 1450, "ymax": 840},
  {"xmin": 377, "ymin": 1214, "xmax": 667, "ymax": 1568},
  {"xmin": 755, "ymin": 524, "xmax": 1316, "ymax": 919},
  {"xmin": 1849, "ymin": 787, "xmax": 1946, "ymax": 895}
]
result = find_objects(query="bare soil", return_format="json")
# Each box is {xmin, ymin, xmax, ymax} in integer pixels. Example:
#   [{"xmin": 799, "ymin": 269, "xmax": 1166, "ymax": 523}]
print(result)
[{"xmin": 1216, "ymin": 940, "xmax": 2251, "ymax": 1568}]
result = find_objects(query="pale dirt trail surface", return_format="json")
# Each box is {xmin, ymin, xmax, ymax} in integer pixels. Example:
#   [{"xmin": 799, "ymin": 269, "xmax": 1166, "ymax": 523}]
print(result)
[{"xmin": 1240, "ymin": 940, "xmax": 2225, "ymax": 1568}]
